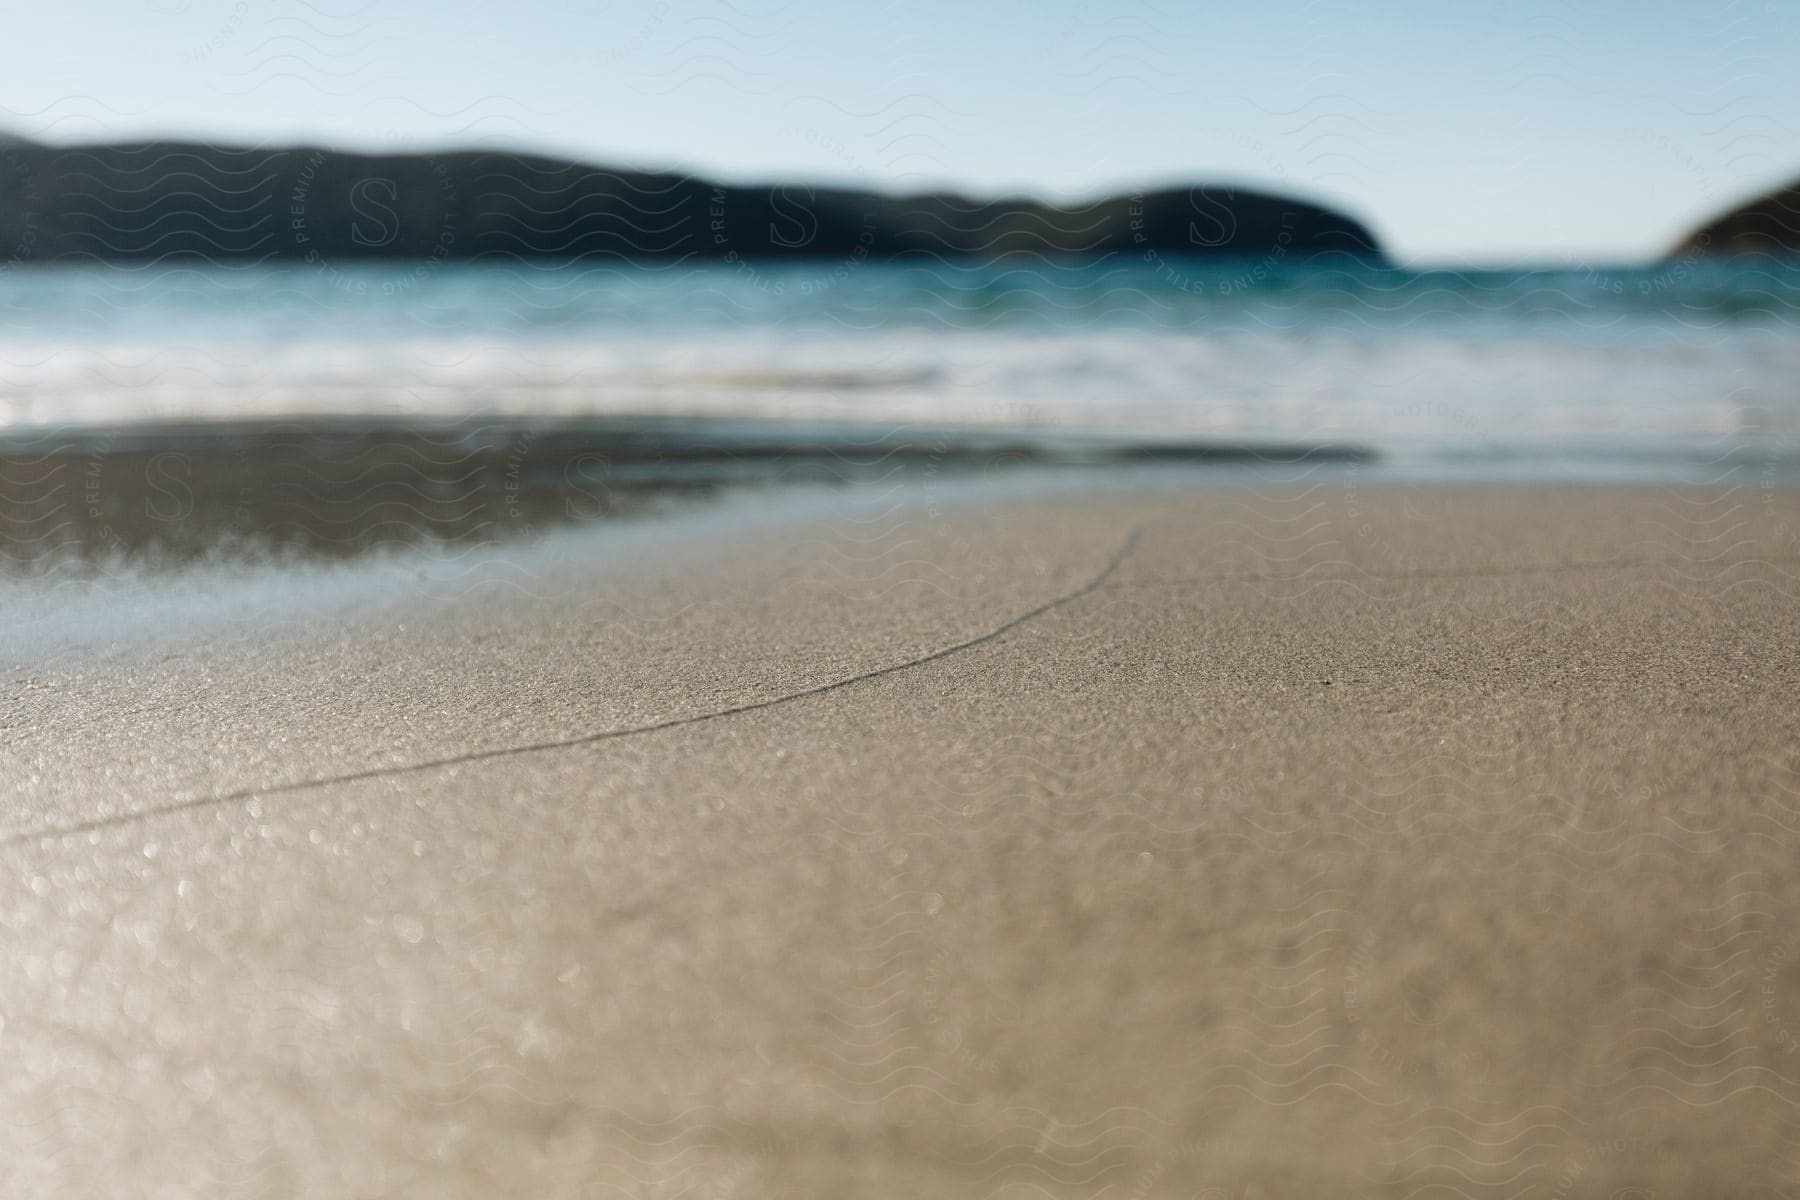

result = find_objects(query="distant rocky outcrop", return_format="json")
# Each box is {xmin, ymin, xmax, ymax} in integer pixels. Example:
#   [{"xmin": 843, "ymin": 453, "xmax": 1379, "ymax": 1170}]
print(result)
[
  {"xmin": 1673, "ymin": 178, "xmax": 1800, "ymax": 256},
  {"xmin": 0, "ymin": 136, "xmax": 1385, "ymax": 265}
]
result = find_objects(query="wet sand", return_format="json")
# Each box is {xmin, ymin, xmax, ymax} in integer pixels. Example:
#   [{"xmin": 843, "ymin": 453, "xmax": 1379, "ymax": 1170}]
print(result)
[
  {"xmin": 3, "ymin": 474, "xmax": 1799, "ymax": 1198},
  {"xmin": 0, "ymin": 416, "xmax": 1368, "ymax": 567}
]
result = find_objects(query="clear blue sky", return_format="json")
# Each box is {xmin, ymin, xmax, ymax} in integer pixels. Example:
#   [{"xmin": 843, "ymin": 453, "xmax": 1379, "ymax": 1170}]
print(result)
[{"xmin": 8, "ymin": 0, "xmax": 1797, "ymax": 262}]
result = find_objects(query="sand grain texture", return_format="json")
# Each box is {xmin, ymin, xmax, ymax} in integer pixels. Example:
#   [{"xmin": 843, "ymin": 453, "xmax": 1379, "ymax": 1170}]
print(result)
[{"xmin": 3, "ymin": 477, "xmax": 1799, "ymax": 1198}]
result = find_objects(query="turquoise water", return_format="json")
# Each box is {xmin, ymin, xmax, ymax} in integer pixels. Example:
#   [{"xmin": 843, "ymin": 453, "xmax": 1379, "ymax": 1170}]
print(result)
[{"xmin": 2, "ymin": 257, "xmax": 1797, "ymax": 477}]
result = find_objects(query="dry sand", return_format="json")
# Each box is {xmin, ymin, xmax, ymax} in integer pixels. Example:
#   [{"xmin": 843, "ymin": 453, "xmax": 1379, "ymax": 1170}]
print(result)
[{"xmin": 3, "ymin": 473, "xmax": 1799, "ymax": 1197}]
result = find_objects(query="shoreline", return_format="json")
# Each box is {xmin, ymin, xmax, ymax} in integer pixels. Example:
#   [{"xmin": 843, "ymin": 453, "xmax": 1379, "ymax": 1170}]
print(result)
[
  {"xmin": 7, "ymin": 412, "xmax": 1799, "ymax": 571},
  {"xmin": 0, "ymin": 415, "xmax": 1373, "ymax": 568}
]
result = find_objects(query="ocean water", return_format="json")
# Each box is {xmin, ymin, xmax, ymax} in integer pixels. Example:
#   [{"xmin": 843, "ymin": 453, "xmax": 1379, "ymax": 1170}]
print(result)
[{"xmin": 2, "ymin": 257, "xmax": 1798, "ymax": 478}]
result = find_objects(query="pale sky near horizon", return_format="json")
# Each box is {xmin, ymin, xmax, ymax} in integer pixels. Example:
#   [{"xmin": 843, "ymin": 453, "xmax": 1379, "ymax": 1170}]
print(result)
[{"xmin": 7, "ymin": 0, "xmax": 1797, "ymax": 263}]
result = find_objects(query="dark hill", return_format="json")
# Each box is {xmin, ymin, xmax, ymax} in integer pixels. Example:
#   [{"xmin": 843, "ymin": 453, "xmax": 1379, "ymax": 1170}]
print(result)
[
  {"xmin": 0, "ymin": 137, "xmax": 1385, "ymax": 265},
  {"xmin": 1672, "ymin": 178, "xmax": 1800, "ymax": 256}
]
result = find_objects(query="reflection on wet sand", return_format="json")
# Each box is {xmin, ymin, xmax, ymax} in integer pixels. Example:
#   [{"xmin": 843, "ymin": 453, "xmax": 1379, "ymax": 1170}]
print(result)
[{"xmin": 0, "ymin": 417, "xmax": 1371, "ymax": 568}]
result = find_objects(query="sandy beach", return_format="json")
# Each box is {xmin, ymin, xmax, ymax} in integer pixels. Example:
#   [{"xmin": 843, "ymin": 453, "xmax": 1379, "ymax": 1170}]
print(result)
[{"xmin": 4, "ymin": 473, "xmax": 1799, "ymax": 1197}]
